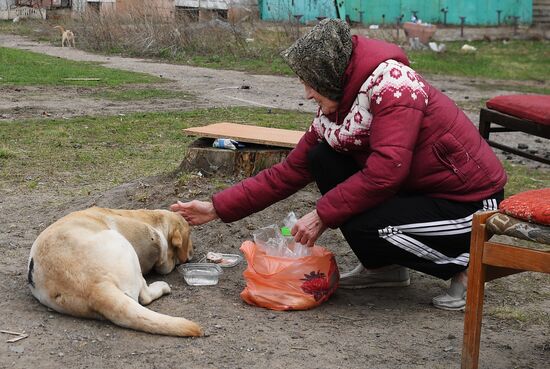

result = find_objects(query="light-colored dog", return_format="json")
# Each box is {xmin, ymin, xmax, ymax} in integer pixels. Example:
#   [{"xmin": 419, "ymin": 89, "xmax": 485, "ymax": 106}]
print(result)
[
  {"xmin": 53, "ymin": 25, "xmax": 75, "ymax": 48},
  {"xmin": 27, "ymin": 207, "xmax": 202, "ymax": 337}
]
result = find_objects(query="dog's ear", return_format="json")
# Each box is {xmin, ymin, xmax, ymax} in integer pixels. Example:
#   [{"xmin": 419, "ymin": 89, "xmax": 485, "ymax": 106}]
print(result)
[{"xmin": 171, "ymin": 225, "xmax": 192, "ymax": 263}]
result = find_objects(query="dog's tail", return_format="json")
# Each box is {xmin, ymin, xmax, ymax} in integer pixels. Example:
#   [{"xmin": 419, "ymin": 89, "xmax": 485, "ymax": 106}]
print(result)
[
  {"xmin": 53, "ymin": 25, "xmax": 65, "ymax": 34},
  {"xmin": 90, "ymin": 282, "xmax": 203, "ymax": 337}
]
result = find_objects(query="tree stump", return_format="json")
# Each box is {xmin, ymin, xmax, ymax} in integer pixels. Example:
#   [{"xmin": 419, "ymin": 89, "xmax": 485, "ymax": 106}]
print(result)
[{"xmin": 179, "ymin": 138, "xmax": 291, "ymax": 177}]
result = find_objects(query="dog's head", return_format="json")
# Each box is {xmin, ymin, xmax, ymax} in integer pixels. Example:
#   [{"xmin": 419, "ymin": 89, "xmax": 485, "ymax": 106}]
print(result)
[{"xmin": 154, "ymin": 211, "xmax": 193, "ymax": 274}]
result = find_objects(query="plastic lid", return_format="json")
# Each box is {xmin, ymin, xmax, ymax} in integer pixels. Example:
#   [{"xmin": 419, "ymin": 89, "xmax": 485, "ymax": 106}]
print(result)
[{"xmin": 280, "ymin": 227, "xmax": 291, "ymax": 236}]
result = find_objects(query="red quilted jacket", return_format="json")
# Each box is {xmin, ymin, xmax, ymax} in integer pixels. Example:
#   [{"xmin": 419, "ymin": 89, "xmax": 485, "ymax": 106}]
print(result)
[{"xmin": 212, "ymin": 37, "xmax": 507, "ymax": 228}]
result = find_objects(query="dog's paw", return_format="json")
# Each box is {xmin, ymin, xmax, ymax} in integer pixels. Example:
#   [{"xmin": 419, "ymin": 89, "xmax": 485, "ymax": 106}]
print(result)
[{"xmin": 151, "ymin": 281, "xmax": 171, "ymax": 295}]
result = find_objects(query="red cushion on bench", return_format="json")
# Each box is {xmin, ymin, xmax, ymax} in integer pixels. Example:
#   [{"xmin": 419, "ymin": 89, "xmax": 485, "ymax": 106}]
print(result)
[
  {"xmin": 486, "ymin": 95, "xmax": 550, "ymax": 125},
  {"xmin": 499, "ymin": 188, "xmax": 550, "ymax": 225}
]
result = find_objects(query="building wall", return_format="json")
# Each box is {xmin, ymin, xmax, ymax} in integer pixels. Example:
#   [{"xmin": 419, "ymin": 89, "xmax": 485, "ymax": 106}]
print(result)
[
  {"xmin": 116, "ymin": 0, "xmax": 173, "ymax": 17},
  {"xmin": 259, "ymin": 0, "xmax": 337, "ymax": 23},
  {"xmin": 175, "ymin": 0, "xmax": 257, "ymax": 11},
  {"xmin": 73, "ymin": 0, "xmax": 85, "ymax": 11},
  {"xmin": 259, "ymin": 0, "xmax": 533, "ymax": 25},
  {"xmin": 533, "ymin": 0, "xmax": 550, "ymax": 25},
  {"xmin": 176, "ymin": 0, "xmax": 258, "ymax": 21},
  {"xmin": 0, "ymin": 0, "xmax": 16, "ymax": 11},
  {"xmin": 358, "ymin": 0, "xmax": 534, "ymax": 25}
]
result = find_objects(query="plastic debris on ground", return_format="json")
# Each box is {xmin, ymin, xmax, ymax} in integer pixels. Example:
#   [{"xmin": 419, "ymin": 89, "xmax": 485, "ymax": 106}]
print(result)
[
  {"xmin": 408, "ymin": 37, "xmax": 426, "ymax": 50},
  {"xmin": 429, "ymin": 42, "xmax": 446, "ymax": 53},
  {"xmin": 177, "ymin": 263, "xmax": 223, "ymax": 286},
  {"xmin": 212, "ymin": 138, "xmax": 245, "ymax": 150},
  {"xmin": 252, "ymin": 212, "xmax": 311, "ymax": 258},
  {"xmin": 206, "ymin": 252, "xmax": 243, "ymax": 268},
  {"xmin": 461, "ymin": 44, "xmax": 477, "ymax": 52}
]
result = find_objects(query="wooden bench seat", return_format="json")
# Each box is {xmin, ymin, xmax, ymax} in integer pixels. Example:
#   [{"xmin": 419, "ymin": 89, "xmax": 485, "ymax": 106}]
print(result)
[{"xmin": 479, "ymin": 94, "xmax": 550, "ymax": 165}]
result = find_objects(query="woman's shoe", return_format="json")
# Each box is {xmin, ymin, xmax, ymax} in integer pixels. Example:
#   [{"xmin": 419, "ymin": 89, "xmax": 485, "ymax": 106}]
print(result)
[
  {"xmin": 339, "ymin": 264, "xmax": 410, "ymax": 289},
  {"xmin": 432, "ymin": 292, "xmax": 466, "ymax": 311},
  {"xmin": 432, "ymin": 276, "xmax": 467, "ymax": 311}
]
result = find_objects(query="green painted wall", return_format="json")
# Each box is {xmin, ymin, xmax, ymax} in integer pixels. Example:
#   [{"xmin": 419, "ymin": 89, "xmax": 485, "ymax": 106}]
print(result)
[
  {"xmin": 259, "ymin": 0, "xmax": 338, "ymax": 23},
  {"xmin": 259, "ymin": 0, "xmax": 533, "ymax": 25}
]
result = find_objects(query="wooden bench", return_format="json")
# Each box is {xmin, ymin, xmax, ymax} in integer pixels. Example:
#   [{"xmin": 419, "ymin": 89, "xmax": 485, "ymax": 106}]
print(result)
[
  {"xmin": 479, "ymin": 94, "xmax": 550, "ymax": 165},
  {"xmin": 461, "ymin": 189, "xmax": 550, "ymax": 369}
]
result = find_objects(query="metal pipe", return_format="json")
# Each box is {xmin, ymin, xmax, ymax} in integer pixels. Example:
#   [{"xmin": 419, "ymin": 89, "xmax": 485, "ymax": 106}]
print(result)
[
  {"xmin": 293, "ymin": 14, "xmax": 303, "ymax": 37},
  {"xmin": 395, "ymin": 14, "xmax": 403, "ymax": 39},
  {"xmin": 511, "ymin": 15, "xmax": 520, "ymax": 35},
  {"xmin": 440, "ymin": 7, "xmax": 448, "ymax": 26}
]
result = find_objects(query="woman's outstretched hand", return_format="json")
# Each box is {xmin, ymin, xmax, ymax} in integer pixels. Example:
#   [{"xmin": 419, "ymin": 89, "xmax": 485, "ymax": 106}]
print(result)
[
  {"xmin": 170, "ymin": 200, "xmax": 219, "ymax": 226},
  {"xmin": 291, "ymin": 209, "xmax": 327, "ymax": 247}
]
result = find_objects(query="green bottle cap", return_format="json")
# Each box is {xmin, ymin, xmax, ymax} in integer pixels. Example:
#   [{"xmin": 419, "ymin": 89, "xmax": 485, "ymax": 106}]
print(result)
[{"xmin": 281, "ymin": 227, "xmax": 291, "ymax": 236}]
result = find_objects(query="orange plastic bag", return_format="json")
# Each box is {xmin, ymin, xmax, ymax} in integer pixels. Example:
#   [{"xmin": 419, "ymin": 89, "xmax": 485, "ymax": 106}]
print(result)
[{"xmin": 239, "ymin": 240, "xmax": 340, "ymax": 311}]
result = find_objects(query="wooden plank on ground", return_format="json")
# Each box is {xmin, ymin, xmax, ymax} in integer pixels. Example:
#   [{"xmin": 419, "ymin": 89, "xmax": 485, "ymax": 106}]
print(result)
[{"xmin": 183, "ymin": 122, "xmax": 304, "ymax": 148}]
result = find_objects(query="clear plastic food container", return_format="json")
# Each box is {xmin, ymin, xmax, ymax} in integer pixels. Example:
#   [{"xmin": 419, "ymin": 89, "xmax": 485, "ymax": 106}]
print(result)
[
  {"xmin": 177, "ymin": 263, "xmax": 223, "ymax": 286},
  {"xmin": 206, "ymin": 252, "xmax": 243, "ymax": 268}
]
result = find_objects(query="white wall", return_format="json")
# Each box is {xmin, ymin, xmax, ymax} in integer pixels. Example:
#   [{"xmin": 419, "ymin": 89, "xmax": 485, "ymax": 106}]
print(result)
[
  {"xmin": 0, "ymin": 0, "xmax": 16, "ymax": 12},
  {"xmin": 175, "ymin": 0, "xmax": 258, "ymax": 11},
  {"xmin": 72, "ymin": 0, "xmax": 86, "ymax": 12}
]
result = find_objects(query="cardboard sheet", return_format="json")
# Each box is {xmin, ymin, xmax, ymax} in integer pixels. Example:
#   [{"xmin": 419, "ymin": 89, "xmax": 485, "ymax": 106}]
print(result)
[{"xmin": 183, "ymin": 122, "xmax": 304, "ymax": 148}]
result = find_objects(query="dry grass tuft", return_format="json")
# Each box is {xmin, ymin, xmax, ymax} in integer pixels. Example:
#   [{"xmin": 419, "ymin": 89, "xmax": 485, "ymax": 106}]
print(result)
[{"xmin": 70, "ymin": 1, "xmax": 299, "ymax": 60}]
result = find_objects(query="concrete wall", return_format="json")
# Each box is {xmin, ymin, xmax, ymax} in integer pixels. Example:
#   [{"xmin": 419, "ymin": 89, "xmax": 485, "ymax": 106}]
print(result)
[
  {"xmin": 0, "ymin": 5, "xmax": 47, "ymax": 19},
  {"xmin": 176, "ymin": 0, "xmax": 258, "ymax": 22},
  {"xmin": 533, "ymin": 0, "xmax": 550, "ymax": 25},
  {"xmin": 175, "ymin": 0, "xmax": 258, "ymax": 11},
  {"xmin": 117, "ymin": 0, "xmax": 174, "ymax": 17},
  {"xmin": 0, "ymin": 0, "xmax": 16, "ymax": 11}
]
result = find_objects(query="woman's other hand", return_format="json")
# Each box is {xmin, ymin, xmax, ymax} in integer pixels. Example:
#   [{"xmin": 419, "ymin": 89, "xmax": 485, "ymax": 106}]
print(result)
[
  {"xmin": 170, "ymin": 200, "xmax": 219, "ymax": 226},
  {"xmin": 292, "ymin": 210, "xmax": 327, "ymax": 247}
]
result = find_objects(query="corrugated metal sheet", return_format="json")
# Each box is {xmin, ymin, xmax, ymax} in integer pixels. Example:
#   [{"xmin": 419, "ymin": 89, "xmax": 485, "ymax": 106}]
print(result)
[
  {"xmin": 259, "ymin": 0, "xmax": 533, "ymax": 25},
  {"xmin": 259, "ymin": 0, "xmax": 337, "ymax": 23}
]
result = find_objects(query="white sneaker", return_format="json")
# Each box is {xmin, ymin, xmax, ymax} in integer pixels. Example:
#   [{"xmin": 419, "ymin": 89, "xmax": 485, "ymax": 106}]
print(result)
[
  {"xmin": 432, "ymin": 277, "xmax": 467, "ymax": 311},
  {"xmin": 340, "ymin": 263, "xmax": 366, "ymax": 279},
  {"xmin": 339, "ymin": 263, "xmax": 411, "ymax": 289}
]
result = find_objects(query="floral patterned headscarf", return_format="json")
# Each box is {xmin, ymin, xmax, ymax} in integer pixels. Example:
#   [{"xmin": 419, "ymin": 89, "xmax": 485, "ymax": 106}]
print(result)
[{"xmin": 281, "ymin": 18, "xmax": 353, "ymax": 101}]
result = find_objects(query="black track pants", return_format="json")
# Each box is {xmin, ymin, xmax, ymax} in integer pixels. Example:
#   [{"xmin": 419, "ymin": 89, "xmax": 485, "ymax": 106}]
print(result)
[{"xmin": 307, "ymin": 142, "xmax": 503, "ymax": 280}]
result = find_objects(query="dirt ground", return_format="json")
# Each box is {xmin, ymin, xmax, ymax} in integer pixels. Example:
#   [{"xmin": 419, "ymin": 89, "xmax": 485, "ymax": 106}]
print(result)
[{"xmin": 0, "ymin": 34, "xmax": 549, "ymax": 369}]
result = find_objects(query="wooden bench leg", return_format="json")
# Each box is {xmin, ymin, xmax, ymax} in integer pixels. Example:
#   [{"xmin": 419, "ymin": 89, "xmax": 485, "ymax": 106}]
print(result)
[
  {"xmin": 461, "ymin": 213, "xmax": 493, "ymax": 369},
  {"xmin": 462, "ymin": 265, "xmax": 486, "ymax": 369},
  {"xmin": 478, "ymin": 109, "xmax": 491, "ymax": 140},
  {"xmin": 478, "ymin": 108, "xmax": 550, "ymax": 165}
]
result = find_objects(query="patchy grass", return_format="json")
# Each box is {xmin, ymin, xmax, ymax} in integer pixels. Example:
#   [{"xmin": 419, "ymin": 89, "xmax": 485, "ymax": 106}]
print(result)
[
  {"xmin": 468, "ymin": 82, "xmax": 550, "ymax": 95},
  {"xmin": 0, "ymin": 108, "xmax": 311, "ymax": 196},
  {"xmin": 487, "ymin": 306, "xmax": 529, "ymax": 322},
  {"xmin": 0, "ymin": 146, "xmax": 15, "ymax": 159},
  {"xmin": 503, "ymin": 161, "xmax": 550, "ymax": 196},
  {"xmin": 487, "ymin": 305, "xmax": 549, "ymax": 326},
  {"xmin": 1, "ymin": 106, "xmax": 547, "ymax": 198},
  {"xmin": 183, "ymin": 53, "xmax": 292, "ymax": 75},
  {"xmin": 409, "ymin": 40, "xmax": 550, "ymax": 87},
  {"xmin": 89, "ymin": 88, "xmax": 194, "ymax": 101},
  {"xmin": 0, "ymin": 19, "xmax": 55, "ymax": 42},
  {"xmin": 2, "ymin": 20, "xmax": 549, "ymax": 87},
  {"xmin": 0, "ymin": 47, "xmax": 162, "ymax": 86}
]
